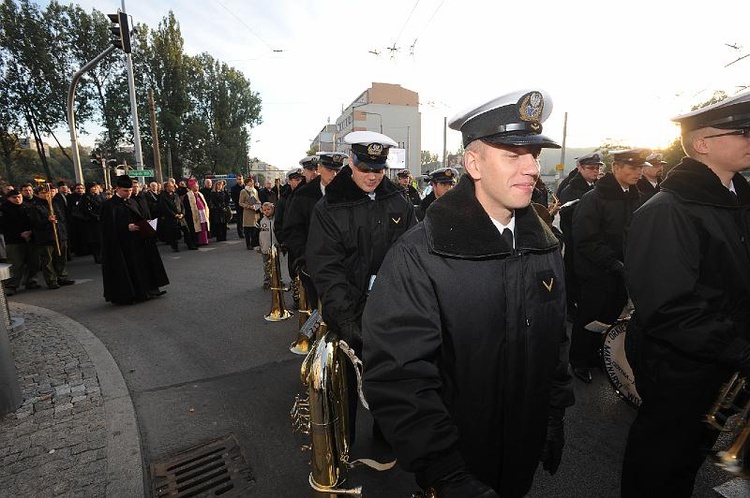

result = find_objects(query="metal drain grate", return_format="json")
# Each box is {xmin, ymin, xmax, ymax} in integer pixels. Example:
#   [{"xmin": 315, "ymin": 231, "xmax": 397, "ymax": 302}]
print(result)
[{"xmin": 151, "ymin": 434, "xmax": 255, "ymax": 497}]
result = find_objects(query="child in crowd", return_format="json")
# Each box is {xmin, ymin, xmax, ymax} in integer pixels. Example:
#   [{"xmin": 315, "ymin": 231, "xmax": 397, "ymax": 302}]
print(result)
[{"xmin": 257, "ymin": 202, "xmax": 275, "ymax": 289}]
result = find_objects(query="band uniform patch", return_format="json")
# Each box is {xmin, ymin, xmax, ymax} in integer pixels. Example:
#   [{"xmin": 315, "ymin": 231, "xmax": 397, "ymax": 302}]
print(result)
[{"xmin": 536, "ymin": 270, "xmax": 560, "ymax": 302}]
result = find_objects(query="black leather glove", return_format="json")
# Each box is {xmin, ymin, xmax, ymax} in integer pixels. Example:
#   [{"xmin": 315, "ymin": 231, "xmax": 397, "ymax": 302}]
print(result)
[
  {"xmin": 337, "ymin": 321, "xmax": 362, "ymax": 353},
  {"xmin": 540, "ymin": 409, "xmax": 565, "ymax": 475},
  {"xmin": 432, "ymin": 470, "xmax": 498, "ymax": 498}
]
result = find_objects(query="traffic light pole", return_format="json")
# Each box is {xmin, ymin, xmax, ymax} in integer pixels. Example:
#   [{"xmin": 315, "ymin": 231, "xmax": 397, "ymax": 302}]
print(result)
[
  {"xmin": 67, "ymin": 44, "xmax": 117, "ymax": 184},
  {"xmin": 121, "ymin": 1, "xmax": 143, "ymax": 170}
]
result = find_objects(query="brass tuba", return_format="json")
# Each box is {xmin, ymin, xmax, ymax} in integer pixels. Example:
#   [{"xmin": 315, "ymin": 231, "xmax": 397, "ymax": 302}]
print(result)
[
  {"xmin": 264, "ymin": 245, "xmax": 293, "ymax": 322},
  {"xmin": 289, "ymin": 271, "xmax": 313, "ymax": 355},
  {"xmin": 705, "ymin": 372, "xmax": 750, "ymax": 477},
  {"xmin": 291, "ymin": 322, "xmax": 362, "ymax": 496}
]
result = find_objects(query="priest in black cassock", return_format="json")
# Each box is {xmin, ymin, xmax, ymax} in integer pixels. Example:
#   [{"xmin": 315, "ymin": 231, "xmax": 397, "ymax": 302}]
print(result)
[{"xmin": 100, "ymin": 175, "xmax": 169, "ymax": 304}]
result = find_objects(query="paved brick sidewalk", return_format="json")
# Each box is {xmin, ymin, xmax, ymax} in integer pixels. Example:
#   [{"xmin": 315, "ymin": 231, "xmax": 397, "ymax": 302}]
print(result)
[{"xmin": 0, "ymin": 303, "xmax": 142, "ymax": 497}]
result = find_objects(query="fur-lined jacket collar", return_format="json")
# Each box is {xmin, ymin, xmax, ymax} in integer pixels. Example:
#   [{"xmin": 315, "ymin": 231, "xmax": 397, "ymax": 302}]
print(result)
[
  {"xmin": 324, "ymin": 165, "xmax": 403, "ymax": 205},
  {"xmin": 424, "ymin": 175, "xmax": 560, "ymax": 258},
  {"xmin": 660, "ymin": 157, "xmax": 750, "ymax": 207}
]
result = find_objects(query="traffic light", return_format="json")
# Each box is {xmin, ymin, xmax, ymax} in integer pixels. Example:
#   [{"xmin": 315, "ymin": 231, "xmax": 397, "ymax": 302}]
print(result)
[{"xmin": 107, "ymin": 11, "xmax": 131, "ymax": 53}]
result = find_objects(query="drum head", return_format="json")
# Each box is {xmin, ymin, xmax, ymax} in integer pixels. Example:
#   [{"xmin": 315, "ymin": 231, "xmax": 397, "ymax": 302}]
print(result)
[{"xmin": 601, "ymin": 320, "xmax": 641, "ymax": 408}]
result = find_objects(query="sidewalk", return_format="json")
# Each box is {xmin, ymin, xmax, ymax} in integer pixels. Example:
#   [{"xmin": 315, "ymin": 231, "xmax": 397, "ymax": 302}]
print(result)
[{"xmin": 0, "ymin": 303, "xmax": 143, "ymax": 497}]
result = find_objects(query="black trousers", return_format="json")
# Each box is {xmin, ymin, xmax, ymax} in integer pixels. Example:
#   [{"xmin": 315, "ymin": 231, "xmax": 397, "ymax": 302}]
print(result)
[
  {"xmin": 621, "ymin": 371, "xmax": 721, "ymax": 497},
  {"xmin": 570, "ymin": 278, "xmax": 627, "ymax": 368}
]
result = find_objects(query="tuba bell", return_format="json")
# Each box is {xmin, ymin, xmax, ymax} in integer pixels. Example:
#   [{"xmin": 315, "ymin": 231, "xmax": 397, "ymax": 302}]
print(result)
[
  {"xmin": 264, "ymin": 245, "xmax": 293, "ymax": 322},
  {"xmin": 705, "ymin": 371, "xmax": 750, "ymax": 477}
]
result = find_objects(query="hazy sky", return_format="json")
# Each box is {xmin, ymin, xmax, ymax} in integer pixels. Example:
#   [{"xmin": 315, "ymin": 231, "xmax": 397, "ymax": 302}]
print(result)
[{"xmin": 56, "ymin": 0, "xmax": 750, "ymax": 170}]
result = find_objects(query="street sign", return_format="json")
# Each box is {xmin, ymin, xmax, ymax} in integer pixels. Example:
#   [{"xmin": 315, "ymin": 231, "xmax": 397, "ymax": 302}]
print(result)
[{"xmin": 127, "ymin": 169, "xmax": 154, "ymax": 177}]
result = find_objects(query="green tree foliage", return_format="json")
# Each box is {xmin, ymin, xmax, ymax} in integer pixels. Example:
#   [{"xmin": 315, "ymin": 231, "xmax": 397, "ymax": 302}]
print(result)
[
  {"xmin": 420, "ymin": 150, "xmax": 437, "ymax": 165},
  {"xmin": 0, "ymin": 2, "xmax": 263, "ymax": 184}
]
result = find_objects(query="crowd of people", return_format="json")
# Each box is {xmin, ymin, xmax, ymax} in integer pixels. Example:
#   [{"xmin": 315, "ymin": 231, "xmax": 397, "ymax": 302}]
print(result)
[{"xmin": 1, "ymin": 86, "xmax": 748, "ymax": 497}]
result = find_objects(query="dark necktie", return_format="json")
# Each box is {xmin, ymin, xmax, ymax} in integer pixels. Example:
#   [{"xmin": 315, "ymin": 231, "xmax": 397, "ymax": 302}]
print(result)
[{"xmin": 502, "ymin": 228, "xmax": 514, "ymax": 250}]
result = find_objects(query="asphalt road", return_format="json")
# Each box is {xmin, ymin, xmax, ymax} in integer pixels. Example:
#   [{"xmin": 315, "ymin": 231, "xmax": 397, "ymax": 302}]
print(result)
[{"xmin": 11, "ymin": 233, "xmax": 749, "ymax": 497}]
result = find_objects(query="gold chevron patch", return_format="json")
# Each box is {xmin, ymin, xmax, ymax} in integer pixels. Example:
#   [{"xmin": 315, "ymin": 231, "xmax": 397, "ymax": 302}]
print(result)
[
  {"xmin": 391, "ymin": 217, "xmax": 401, "ymax": 224},
  {"xmin": 542, "ymin": 278, "xmax": 554, "ymax": 292}
]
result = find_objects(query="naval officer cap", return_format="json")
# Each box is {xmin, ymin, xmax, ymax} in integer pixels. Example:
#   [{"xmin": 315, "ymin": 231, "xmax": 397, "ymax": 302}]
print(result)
[
  {"xmin": 315, "ymin": 151, "xmax": 348, "ymax": 170},
  {"xmin": 448, "ymin": 89, "xmax": 560, "ymax": 149},
  {"xmin": 344, "ymin": 131, "xmax": 398, "ymax": 170},
  {"xmin": 612, "ymin": 148, "xmax": 652, "ymax": 166},
  {"xmin": 645, "ymin": 152, "xmax": 667, "ymax": 165},
  {"xmin": 428, "ymin": 167, "xmax": 459, "ymax": 184},
  {"xmin": 299, "ymin": 155, "xmax": 318, "ymax": 170},
  {"xmin": 396, "ymin": 169, "xmax": 411, "ymax": 178},
  {"xmin": 672, "ymin": 89, "xmax": 750, "ymax": 132},
  {"xmin": 286, "ymin": 168, "xmax": 304, "ymax": 181},
  {"xmin": 576, "ymin": 152, "xmax": 604, "ymax": 167}
]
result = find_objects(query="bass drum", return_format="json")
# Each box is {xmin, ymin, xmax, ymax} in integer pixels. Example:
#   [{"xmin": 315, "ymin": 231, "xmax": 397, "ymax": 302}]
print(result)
[{"xmin": 601, "ymin": 319, "xmax": 641, "ymax": 408}]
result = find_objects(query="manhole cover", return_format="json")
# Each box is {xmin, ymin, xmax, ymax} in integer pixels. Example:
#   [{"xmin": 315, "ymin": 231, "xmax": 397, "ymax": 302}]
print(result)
[{"xmin": 151, "ymin": 434, "xmax": 255, "ymax": 497}]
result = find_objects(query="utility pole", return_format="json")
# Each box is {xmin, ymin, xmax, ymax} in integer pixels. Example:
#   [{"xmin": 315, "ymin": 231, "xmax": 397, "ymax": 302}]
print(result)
[
  {"xmin": 442, "ymin": 116, "xmax": 447, "ymax": 169},
  {"xmin": 149, "ymin": 89, "xmax": 163, "ymax": 184},
  {"xmin": 556, "ymin": 112, "xmax": 568, "ymax": 190}
]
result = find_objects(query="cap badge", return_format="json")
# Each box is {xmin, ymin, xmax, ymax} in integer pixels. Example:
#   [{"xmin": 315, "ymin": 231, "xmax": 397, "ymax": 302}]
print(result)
[
  {"xmin": 367, "ymin": 143, "xmax": 384, "ymax": 157},
  {"xmin": 444, "ymin": 169, "xmax": 452, "ymax": 177},
  {"xmin": 519, "ymin": 91, "xmax": 544, "ymax": 123}
]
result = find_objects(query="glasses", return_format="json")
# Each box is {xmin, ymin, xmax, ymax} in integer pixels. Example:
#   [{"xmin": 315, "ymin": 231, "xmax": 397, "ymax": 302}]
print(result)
[{"xmin": 704, "ymin": 128, "xmax": 750, "ymax": 139}]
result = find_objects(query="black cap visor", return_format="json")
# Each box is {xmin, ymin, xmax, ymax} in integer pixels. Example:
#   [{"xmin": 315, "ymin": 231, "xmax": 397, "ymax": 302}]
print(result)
[{"xmin": 481, "ymin": 132, "xmax": 561, "ymax": 149}]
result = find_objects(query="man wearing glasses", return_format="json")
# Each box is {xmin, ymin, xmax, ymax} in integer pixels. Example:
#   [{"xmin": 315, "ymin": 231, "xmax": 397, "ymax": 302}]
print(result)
[
  {"xmin": 621, "ymin": 91, "xmax": 750, "ymax": 496},
  {"xmin": 307, "ymin": 130, "xmax": 416, "ymax": 442}
]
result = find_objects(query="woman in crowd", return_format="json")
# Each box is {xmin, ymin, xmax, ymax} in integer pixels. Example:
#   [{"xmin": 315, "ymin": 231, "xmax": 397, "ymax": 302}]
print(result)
[{"xmin": 209, "ymin": 180, "xmax": 231, "ymax": 242}]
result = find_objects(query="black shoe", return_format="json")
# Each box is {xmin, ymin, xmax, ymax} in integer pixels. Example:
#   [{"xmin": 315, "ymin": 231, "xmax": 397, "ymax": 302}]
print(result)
[
  {"xmin": 188, "ymin": 246, "xmax": 198, "ymax": 250},
  {"xmin": 25, "ymin": 282, "xmax": 41, "ymax": 290},
  {"xmin": 48, "ymin": 283, "xmax": 61, "ymax": 290},
  {"xmin": 148, "ymin": 289, "xmax": 167, "ymax": 297},
  {"xmin": 573, "ymin": 368, "xmax": 592, "ymax": 383},
  {"xmin": 58, "ymin": 279, "xmax": 75, "ymax": 286}
]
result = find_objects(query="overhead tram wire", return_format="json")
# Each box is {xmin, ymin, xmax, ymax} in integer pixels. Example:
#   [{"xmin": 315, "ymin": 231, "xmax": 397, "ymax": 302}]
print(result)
[
  {"xmin": 390, "ymin": 0, "xmax": 422, "ymax": 55},
  {"xmin": 409, "ymin": 0, "xmax": 447, "ymax": 57},
  {"xmin": 212, "ymin": 0, "xmax": 283, "ymax": 53}
]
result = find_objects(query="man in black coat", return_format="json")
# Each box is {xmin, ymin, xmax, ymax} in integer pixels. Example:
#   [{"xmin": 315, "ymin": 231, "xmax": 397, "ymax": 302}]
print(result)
[
  {"xmin": 307, "ymin": 131, "xmax": 416, "ymax": 447},
  {"xmin": 558, "ymin": 152, "xmax": 602, "ymax": 319},
  {"xmin": 416, "ymin": 167, "xmax": 458, "ymax": 221},
  {"xmin": 570, "ymin": 148, "xmax": 650, "ymax": 383},
  {"xmin": 362, "ymin": 89, "xmax": 574, "ymax": 498},
  {"xmin": 28, "ymin": 185, "xmax": 74, "ymax": 289},
  {"xmin": 282, "ymin": 151, "xmax": 344, "ymax": 308},
  {"xmin": 636, "ymin": 152, "xmax": 665, "ymax": 202},
  {"xmin": 621, "ymin": 91, "xmax": 750, "ymax": 496},
  {"xmin": 101, "ymin": 175, "xmax": 168, "ymax": 304},
  {"xmin": 0, "ymin": 189, "xmax": 32, "ymax": 295},
  {"xmin": 396, "ymin": 169, "xmax": 422, "ymax": 207},
  {"xmin": 229, "ymin": 175, "xmax": 244, "ymax": 239}
]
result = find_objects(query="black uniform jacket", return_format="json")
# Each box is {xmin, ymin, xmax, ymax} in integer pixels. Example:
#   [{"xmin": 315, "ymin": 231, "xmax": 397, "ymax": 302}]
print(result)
[
  {"xmin": 625, "ymin": 158, "xmax": 750, "ymax": 389},
  {"xmin": 636, "ymin": 176, "xmax": 660, "ymax": 202},
  {"xmin": 0, "ymin": 201, "xmax": 31, "ymax": 244},
  {"xmin": 362, "ymin": 175, "xmax": 574, "ymax": 496},
  {"xmin": 307, "ymin": 165, "xmax": 416, "ymax": 332},
  {"xmin": 101, "ymin": 195, "xmax": 169, "ymax": 304},
  {"xmin": 572, "ymin": 172, "xmax": 640, "ymax": 284},
  {"xmin": 558, "ymin": 173, "xmax": 594, "ymax": 240},
  {"xmin": 283, "ymin": 176, "xmax": 323, "ymax": 263},
  {"xmin": 29, "ymin": 197, "xmax": 67, "ymax": 244}
]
